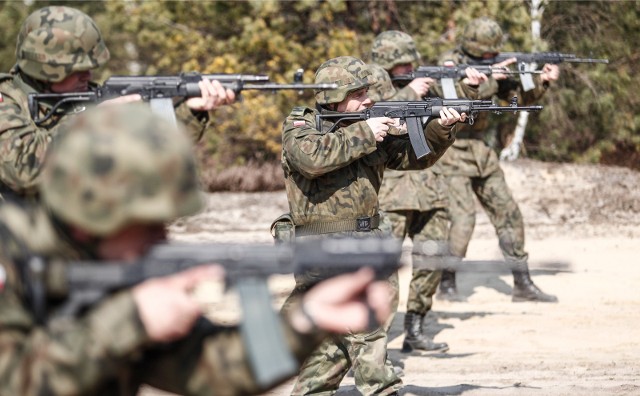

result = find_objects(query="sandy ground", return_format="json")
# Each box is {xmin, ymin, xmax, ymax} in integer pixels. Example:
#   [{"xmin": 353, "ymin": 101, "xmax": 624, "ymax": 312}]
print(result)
[{"xmin": 147, "ymin": 159, "xmax": 640, "ymax": 395}]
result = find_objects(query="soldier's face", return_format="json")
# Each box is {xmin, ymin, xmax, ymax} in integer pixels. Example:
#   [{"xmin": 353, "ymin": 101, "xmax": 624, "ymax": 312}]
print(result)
[
  {"xmin": 95, "ymin": 223, "xmax": 167, "ymax": 261},
  {"xmin": 482, "ymin": 52, "xmax": 499, "ymax": 59},
  {"xmin": 389, "ymin": 63, "xmax": 414, "ymax": 77},
  {"xmin": 336, "ymin": 88, "xmax": 372, "ymax": 112},
  {"xmin": 50, "ymin": 70, "xmax": 92, "ymax": 93}
]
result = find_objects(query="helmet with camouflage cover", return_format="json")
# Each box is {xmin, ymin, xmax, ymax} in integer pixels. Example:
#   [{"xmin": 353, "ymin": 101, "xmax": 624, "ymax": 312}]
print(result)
[
  {"xmin": 367, "ymin": 64, "xmax": 396, "ymax": 102},
  {"xmin": 315, "ymin": 56, "xmax": 372, "ymax": 105},
  {"xmin": 370, "ymin": 31, "xmax": 421, "ymax": 70},
  {"xmin": 461, "ymin": 17, "xmax": 504, "ymax": 58},
  {"xmin": 40, "ymin": 104, "xmax": 203, "ymax": 236},
  {"xmin": 15, "ymin": 6, "xmax": 110, "ymax": 83}
]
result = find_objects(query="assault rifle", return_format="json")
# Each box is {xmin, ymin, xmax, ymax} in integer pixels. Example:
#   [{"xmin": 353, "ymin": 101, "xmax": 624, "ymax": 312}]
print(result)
[
  {"xmin": 315, "ymin": 97, "xmax": 543, "ymax": 159},
  {"xmin": 471, "ymin": 52, "xmax": 608, "ymax": 92},
  {"xmin": 391, "ymin": 64, "xmax": 541, "ymax": 99},
  {"xmin": 28, "ymin": 237, "xmax": 402, "ymax": 387},
  {"xmin": 476, "ymin": 52, "xmax": 609, "ymax": 66},
  {"xmin": 28, "ymin": 70, "xmax": 337, "ymax": 127}
]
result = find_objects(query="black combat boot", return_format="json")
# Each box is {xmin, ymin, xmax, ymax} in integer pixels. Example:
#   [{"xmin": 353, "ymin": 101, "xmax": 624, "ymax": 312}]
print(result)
[
  {"xmin": 512, "ymin": 270, "xmax": 558, "ymax": 302},
  {"xmin": 401, "ymin": 311, "xmax": 449, "ymax": 353},
  {"xmin": 437, "ymin": 270, "xmax": 464, "ymax": 301}
]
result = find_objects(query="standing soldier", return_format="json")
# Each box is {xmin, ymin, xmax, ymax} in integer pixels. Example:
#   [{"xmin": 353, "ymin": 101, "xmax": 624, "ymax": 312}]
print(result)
[
  {"xmin": 369, "ymin": 31, "xmax": 485, "ymax": 353},
  {"xmin": 276, "ymin": 56, "xmax": 467, "ymax": 395},
  {"xmin": 0, "ymin": 103, "xmax": 394, "ymax": 395},
  {"xmin": 436, "ymin": 17, "xmax": 558, "ymax": 302},
  {"xmin": 0, "ymin": 6, "xmax": 233, "ymax": 200}
]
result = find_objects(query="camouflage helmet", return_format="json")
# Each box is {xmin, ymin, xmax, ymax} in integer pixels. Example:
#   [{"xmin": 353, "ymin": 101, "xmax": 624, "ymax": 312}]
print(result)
[
  {"xmin": 16, "ymin": 6, "xmax": 110, "ymax": 83},
  {"xmin": 461, "ymin": 17, "xmax": 504, "ymax": 58},
  {"xmin": 367, "ymin": 64, "xmax": 396, "ymax": 102},
  {"xmin": 314, "ymin": 56, "xmax": 373, "ymax": 105},
  {"xmin": 370, "ymin": 31, "xmax": 421, "ymax": 70},
  {"xmin": 40, "ymin": 104, "xmax": 203, "ymax": 236}
]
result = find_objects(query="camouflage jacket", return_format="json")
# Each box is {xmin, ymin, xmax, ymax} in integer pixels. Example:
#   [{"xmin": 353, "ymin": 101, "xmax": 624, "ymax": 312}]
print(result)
[
  {"xmin": 281, "ymin": 106, "xmax": 456, "ymax": 226},
  {"xmin": 378, "ymin": 71, "xmax": 477, "ymax": 211},
  {"xmin": 435, "ymin": 48, "xmax": 550, "ymax": 177},
  {"xmin": 0, "ymin": 72, "xmax": 210, "ymax": 198},
  {"xmin": 0, "ymin": 202, "xmax": 322, "ymax": 396}
]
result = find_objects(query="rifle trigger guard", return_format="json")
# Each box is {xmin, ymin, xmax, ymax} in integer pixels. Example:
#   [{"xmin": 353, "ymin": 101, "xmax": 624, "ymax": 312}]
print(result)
[{"xmin": 468, "ymin": 115, "xmax": 475, "ymax": 126}]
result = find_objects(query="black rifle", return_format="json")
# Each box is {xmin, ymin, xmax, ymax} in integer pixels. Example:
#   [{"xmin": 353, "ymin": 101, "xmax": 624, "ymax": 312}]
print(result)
[
  {"xmin": 476, "ymin": 52, "xmax": 609, "ymax": 66},
  {"xmin": 28, "ymin": 71, "xmax": 337, "ymax": 127},
  {"xmin": 28, "ymin": 237, "xmax": 401, "ymax": 387},
  {"xmin": 391, "ymin": 64, "xmax": 541, "ymax": 99},
  {"xmin": 391, "ymin": 64, "xmax": 536, "ymax": 82},
  {"xmin": 315, "ymin": 97, "xmax": 543, "ymax": 159}
]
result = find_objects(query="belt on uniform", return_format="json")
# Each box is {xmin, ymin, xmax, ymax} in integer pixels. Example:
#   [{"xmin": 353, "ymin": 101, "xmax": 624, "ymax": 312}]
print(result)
[{"xmin": 295, "ymin": 214, "xmax": 380, "ymax": 237}]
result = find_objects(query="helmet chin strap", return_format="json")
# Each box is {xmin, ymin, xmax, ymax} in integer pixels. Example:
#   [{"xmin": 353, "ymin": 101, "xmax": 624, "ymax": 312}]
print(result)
[{"xmin": 47, "ymin": 211, "xmax": 102, "ymax": 260}]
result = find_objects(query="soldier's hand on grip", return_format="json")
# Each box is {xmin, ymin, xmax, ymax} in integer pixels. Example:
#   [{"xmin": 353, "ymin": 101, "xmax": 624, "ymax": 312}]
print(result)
[
  {"xmin": 439, "ymin": 107, "xmax": 467, "ymax": 126},
  {"xmin": 366, "ymin": 117, "xmax": 395, "ymax": 142}
]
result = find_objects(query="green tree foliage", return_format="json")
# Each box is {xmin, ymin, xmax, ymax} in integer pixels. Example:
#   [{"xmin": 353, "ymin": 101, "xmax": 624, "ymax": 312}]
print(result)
[{"xmin": 1, "ymin": 0, "xmax": 638, "ymax": 190}]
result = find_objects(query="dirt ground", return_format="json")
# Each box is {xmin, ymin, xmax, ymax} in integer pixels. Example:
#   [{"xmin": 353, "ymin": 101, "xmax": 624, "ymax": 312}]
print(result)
[{"xmin": 153, "ymin": 159, "xmax": 640, "ymax": 395}]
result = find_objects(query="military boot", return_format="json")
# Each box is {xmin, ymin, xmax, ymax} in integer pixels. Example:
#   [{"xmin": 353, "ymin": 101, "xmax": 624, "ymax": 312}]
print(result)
[
  {"xmin": 512, "ymin": 270, "xmax": 558, "ymax": 302},
  {"xmin": 401, "ymin": 311, "xmax": 449, "ymax": 353},
  {"xmin": 437, "ymin": 270, "xmax": 464, "ymax": 301}
]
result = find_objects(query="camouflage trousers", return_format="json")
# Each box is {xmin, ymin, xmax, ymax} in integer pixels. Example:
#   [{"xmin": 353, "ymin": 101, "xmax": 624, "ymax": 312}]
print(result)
[
  {"xmin": 385, "ymin": 209, "xmax": 449, "ymax": 315},
  {"xmin": 283, "ymin": 271, "xmax": 402, "ymax": 396},
  {"xmin": 447, "ymin": 167, "xmax": 528, "ymax": 263}
]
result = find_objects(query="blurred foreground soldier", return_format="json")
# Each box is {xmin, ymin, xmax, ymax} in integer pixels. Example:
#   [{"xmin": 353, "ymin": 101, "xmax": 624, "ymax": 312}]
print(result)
[
  {"xmin": 0, "ymin": 104, "xmax": 392, "ymax": 396},
  {"xmin": 276, "ymin": 56, "xmax": 466, "ymax": 395},
  {"xmin": 369, "ymin": 31, "xmax": 485, "ymax": 353},
  {"xmin": 0, "ymin": 6, "xmax": 233, "ymax": 200},
  {"xmin": 437, "ymin": 17, "xmax": 558, "ymax": 302}
]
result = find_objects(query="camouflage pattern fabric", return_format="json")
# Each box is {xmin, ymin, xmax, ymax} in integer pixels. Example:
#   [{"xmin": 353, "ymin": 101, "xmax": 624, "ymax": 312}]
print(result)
[
  {"xmin": 436, "ymin": 47, "xmax": 549, "ymax": 263},
  {"xmin": 314, "ymin": 56, "xmax": 372, "ymax": 105},
  {"xmin": 460, "ymin": 17, "xmax": 504, "ymax": 59},
  {"xmin": 367, "ymin": 63, "xmax": 397, "ymax": 102},
  {"xmin": 16, "ymin": 6, "xmax": 110, "ymax": 83},
  {"xmin": 385, "ymin": 209, "xmax": 449, "ymax": 315},
  {"xmin": 281, "ymin": 60, "xmax": 457, "ymax": 393},
  {"xmin": 39, "ymin": 103, "xmax": 203, "ymax": 236},
  {"xmin": 0, "ymin": 73, "xmax": 70, "ymax": 196},
  {"xmin": 281, "ymin": 106, "xmax": 455, "ymax": 227},
  {"xmin": 281, "ymin": 230, "xmax": 401, "ymax": 396},
  {"xmin": 370, "ymin": 31, "xmax": 421, "ymax": 70},
  {"xmin": 0, "ymin": 75, "xmax": 211, "ymax": 199},
  {"xmin": 0, "ymin": 203, "xmax": 324, "ymax": 396},
  {"xmin": 447, "ymin": 170, "xmax": 528, "ymax": 262}
]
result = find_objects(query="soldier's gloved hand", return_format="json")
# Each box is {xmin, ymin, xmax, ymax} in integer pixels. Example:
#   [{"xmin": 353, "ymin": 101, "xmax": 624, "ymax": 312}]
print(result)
[
  {"xmin": 292, "ymin": 268, "xmax": 391, "ymax": 334},
  {"xmin": 491, "ymin": 57, "xmax": 517, "ymax": 80},
  {"xmin": 540, "ymin": 64, "xmax": 560, "ymax": 82},
  {"xmin": 408, "ymin": 77, "xmax": 434, "ymax": 98},
  {"xmin": 439, "ymin": 107, "xmax": 467, "ymax": 126},
  {"xmin": 186, "ymin": 79, "xmax": 236, "ymax": 111},
  {"xmin": 132, "ymin": 266, "xmax": 223, "ymax": 342},
  {"xmin": 366, "ymin": 116, "xmax": 395, "ymax": 142}
]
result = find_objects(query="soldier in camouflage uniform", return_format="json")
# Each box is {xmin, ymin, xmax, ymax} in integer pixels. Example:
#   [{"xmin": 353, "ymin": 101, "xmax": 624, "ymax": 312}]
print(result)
[
  {"xmin": 0, "ymin": 103, "xmax": 394, "ymax": 396},
  {"xmin": 436, "ymin": 17, "xmax": 558, "ymax": 303},
  {"xmin": 369, "ymin": 31, "xmax": 486, "ymax": 353},
  {"xmin": 278, "ymin": 55, "xmax": 467, "ymax": 395},
  {"xmin": 0, "ymin": 6, "xmax": 233, "ymax": 200}
]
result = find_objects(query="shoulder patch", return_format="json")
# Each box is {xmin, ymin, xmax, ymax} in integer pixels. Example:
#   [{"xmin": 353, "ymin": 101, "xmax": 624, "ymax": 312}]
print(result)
[{"xmin": 290, "ymin": 106, "xmax": 311, "ymax": 117}]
